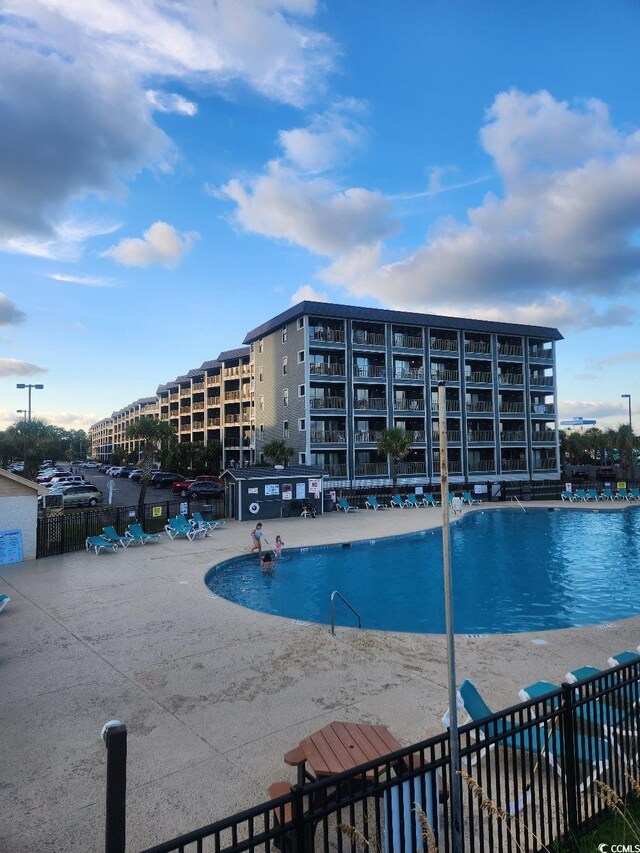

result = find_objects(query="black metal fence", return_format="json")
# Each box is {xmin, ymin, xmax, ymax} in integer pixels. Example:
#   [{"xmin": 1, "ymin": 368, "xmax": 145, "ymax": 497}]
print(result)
[
  {"xmin": 104, "ymin": 659, "xmax": 640, "ymax": 853},
  {"xmin": 37, "ymin": 497, "xmax": 225, "ymax": 558}
]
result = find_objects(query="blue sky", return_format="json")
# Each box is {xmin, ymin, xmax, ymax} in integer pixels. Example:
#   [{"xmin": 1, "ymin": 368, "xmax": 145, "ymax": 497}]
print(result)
[{"xmin": 1, "ymin": 0, "xmax": 639, "ymax": 433}]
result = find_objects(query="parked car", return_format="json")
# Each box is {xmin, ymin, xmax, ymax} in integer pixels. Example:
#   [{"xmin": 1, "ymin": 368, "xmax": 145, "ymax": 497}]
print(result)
[
  {"xmin": 187, "ymin": 480, "xmax": 225, "ymax": 500},
  {"xmin": 570, "ymin": 468, "xmax": 590, "ymax": 481},
  {"xmin": 83, "ymin": 461, "xmax": 100, "ymax": 469},
  {"xmin": 46, "ymin": 483, "xmax": 103, "ymax": 508},
  {"xmin": 115, "ymin": 466, "xmax": 137, "ymax": 477},
  {"xmin": 596, "ymin": 466, "xmax": 617, "ymax": 480},
  {"xmin": 46, "ymin": 474, "xmax": 86, "ymax": 488},
  {"xmin": 151, "ymin": 472, "xmax": 183, "ymax": 489},
  {"xmin": 172, "ymin": 478, "xmax": 196, "ymax": 497},
  {"xmin": 127, "ymin": 469, "xmax": 142, "ymax": 480},
  {"xmin": 36, "ymin": 470, "xmax": 68, "ymax": 484},
  {"xmin": 107, "ymin": 466, "xmax": 123, "ymax": 477}
]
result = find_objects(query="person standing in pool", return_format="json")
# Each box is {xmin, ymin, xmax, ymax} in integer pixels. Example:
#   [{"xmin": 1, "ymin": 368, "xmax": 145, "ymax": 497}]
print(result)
[
  {"xmin": 260, "ymin": 552, "xmax": 274, "ymax": 574},
  {"xmin": 274, "ymin": 535, "xmax": 284, "ymax": 559},
  {"xmin": 250, "ymin": 522, "xmax": 263, "ymax": 554}
]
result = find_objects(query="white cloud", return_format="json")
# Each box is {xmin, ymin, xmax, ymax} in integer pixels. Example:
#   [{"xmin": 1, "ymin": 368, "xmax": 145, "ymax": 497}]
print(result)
[
  {"xmin": 279, "ymin": 99, "xmax": 366, "ymax": 172},
  {"xmin": 0, "ymin": 358, "xmax": 47, "ymax": 377},
  {"xmin": 0, "ymin": 294, "xmax": 26, "ymax": 326},
  {"xmin": 0, "ymin": 0, "xmax": 334, "ymax": 251},
  {"xmin": 290, "ymin": 284, "xmax": 331, "ymax": 303},
  {"xmin": 222, "ymin": 162, "xmax": 397, "ymax": 256},
  {"xmin": 44, "ymin": 273, "xmax": 115, "ymax": 287},
  {"xmin": 321, "ymin": 90, "xmax": 640, "ymax": 328},
  {"xmin": 146, "ymin": 90, "xmax": 198, "ymax": 116},
  {"xmin": 102, "ymin": 221, "xmax": 199, "ymax": 268}
]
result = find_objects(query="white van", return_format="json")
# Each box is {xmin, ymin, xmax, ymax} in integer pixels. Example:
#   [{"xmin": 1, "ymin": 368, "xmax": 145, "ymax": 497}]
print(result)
[{"xmin": 47, "ymin": 475, "xmax": 85, "ymax": 488}]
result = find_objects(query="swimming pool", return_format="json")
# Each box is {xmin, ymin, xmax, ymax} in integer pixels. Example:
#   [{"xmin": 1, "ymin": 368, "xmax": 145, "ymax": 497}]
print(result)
[{"xmin": 205, "ymin": 508, "xmax": 640, "ymax": 634}]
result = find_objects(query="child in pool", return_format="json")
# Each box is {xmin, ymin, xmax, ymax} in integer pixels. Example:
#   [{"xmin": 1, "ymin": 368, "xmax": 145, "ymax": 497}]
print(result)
[
  {"xmin": 274, "ymin": 535, "xmax": 284, "ymax": 559},
  {"xmin": 260, "ymin": 552, "xmax": 274, "ymax": 574}
]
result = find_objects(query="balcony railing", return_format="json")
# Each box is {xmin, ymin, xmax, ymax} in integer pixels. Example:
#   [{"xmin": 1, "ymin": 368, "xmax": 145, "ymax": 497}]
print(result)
[
  {"xmin": 501, "ymin": 459, "xmax": 528, "ymax": 471},
  {"xmin": 354, "ymin": 430, "xmax": 384, "ymax": 442},
  {"xmin": 466, "ymin": 401, "xmax": 493, "ymax": 413},
  {"xmin": 466, "ymin": 371, "xmax": 493, "ymax": 384},
  {"xmin": 431, "ymin": 369, "xmax": 460, "ymax": 382},
  {"xmin": 353, "ymin": 365, "xmax": 386, "ymax": 379},
  {"xmin": 533, "ymin": 458, "xmax": 558, "ymax": 470},
  {"xmin": 225, "ymin": 415, "xmax": 240, "ymax": 424},
  {"xmin": 394, "ymin": 398, "xmax": 424, "ymax": 411},
  {"xmin": 225, "ymin": 366, "xmax": 240, "ymax": 377},
  {"xmin": 225, "ymin": 391, "xmax": 241, "ymax": 401},
  {"xmin": 447, "ymin": 460, "xmax": 462, "ymax": 473},
  {"xmin": 393, "ymin": 334, "xmax": 423, "ymax": 349},
  {"xmin": 532, "ymin": 430, "xmax": 557, "ymax": 442},
  {"xmin": 468, "ymin": 459, "xmax": 496, "ymax": 472},
  {"xmin": 354, "ymin": 462, "xmax": 388, "ymax": 476},
  {"xmin": 354, "ymin": 397, "xmax": 387, "ymax": 410},
  {"xmin": 309, "ymin": 362, "xmax": 345, "ymax": 376},
  {"xmin": 432, "ymin": 401, "xmax": 461, "ymax": 413},
  {"xmin": 497, "ymin": 343, "xmax": 523, "ymax": 357},
  {"xmin": 430, "ymin": 338, "xmax": 458, "ymax": 352},
  {"xmin": 206, "ymin": 376, "xmax": 221, "ymax": 386},
  {"xmin": 310, "ymin": 431, "xmax": 347, "ymax": 443},
  {"xmin": 310, "ymin": 396, "xmax": 346, "ymax": 409},
  {"xmin": 530, "ymin": 347, "xmax": 553, "ymax": 360},
  {"xmin": 394, "ymin": 368, "xmax": 424, "ymax": 380},
  {"xmin": 465, "ymin": 341, "xmax": 491, "ymax": 355},
  {"xmin": 310, "ymin": 328, "xmax": 345, "ymax": 343},
  {"xmin": 179, "ymin": 406, "xmax": 191, "ymax": 414},
  {"xmin": 498, "ymin": 374, "xmax": 524, "ymax": 385},
  {"xmin": 192, "ymin": 382, "xmax": 204, "ymax": 391},
  {"xmin": 353, "ymin": 330, "xmax": 385, "ymax": 346},
  {"xmin": 432, "ymin": 431, "xmax": 461, "ymax": 443},
  {"xmin": 468, "ymin": 430, "xmax": 495, "ymax": 443},
  {"xmin": 397, "ymin": 461, "xmax": 427, "ymax": 475},
  {"xmin": 530, "ymin": 375, "xmax": 554, "ymax": 386},
  {"xmin": 169, "ymin": 393, "xmax": 179, "ymax": 401},
  {"xmin": 499, "ymin": 401, "xmax": 525, "ymax": 413},
  {"xmin": 207, "ymin": 418, "xmax": 220, "ymax": 427},
  {"xmin": 324, "ymin": 463, "xmax": 347, "ymax": 477},
  {"xmin": 500, "ymin": 430, "xmax": 526, "ymax": 442},
  {"xmin": 402, "ymin": 430, "xmax": 425, "ymax": 442},
  {"xmin": 192, "ymin": 402, "xmax": 205, "ymax": 411},
  {"xmin": 532, "ymin": 403, "xmax": 555, "ymax": 414}
]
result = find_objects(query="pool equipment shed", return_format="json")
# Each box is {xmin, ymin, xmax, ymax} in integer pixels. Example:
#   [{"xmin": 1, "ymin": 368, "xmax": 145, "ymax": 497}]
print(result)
[{"xmin": 221, "ymin": 465, "xmax": 326, "ymax": 521}]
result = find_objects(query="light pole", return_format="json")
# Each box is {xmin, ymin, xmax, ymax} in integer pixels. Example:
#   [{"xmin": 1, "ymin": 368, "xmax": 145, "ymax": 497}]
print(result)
[
  {"xmin": 16, "ymin": 409, "xmax": 27, "ymax": 420},
  {"xmin": 621, "ymin": 394, "xmax": 632, "ymax": 432},
  {"xmin": 16, "ymin": 383, "xmax": 44, "ymax": 421}
]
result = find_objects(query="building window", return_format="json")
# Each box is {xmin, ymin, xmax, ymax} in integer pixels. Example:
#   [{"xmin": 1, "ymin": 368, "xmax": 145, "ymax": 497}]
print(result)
[
  {"xmin": 283, "ymin": 420, "xmax": 289, "ymax": 438},
  {"xmin": 258, "ymin": 339, "xmax": 263, "ymax": 354},
  {"xmin": 297, "ymin": 318, "xmax": 304, "ymax": 330},
  {"xmin": 298, "ymin": 384, "xmax": 305, "ymax": 397},
  {"xmin": 299, "ymin": 452, "xmax": 306, "ymax": 464},
  {"xmin": 297, "ymin": 350, "xmax": 305, "ymax": 363},
  {"xmin": 283, "ymin": 388, "xmax": 289, "ymax": 407},
  {"xmin": 283, "ymin": 357, "xmax": 288, "ymax": 376},
  {"xmin": 258, "ymin": 365, "xmax": 263, "ymax": 383},
  {"xmin": 259, "ymin": 424, "xmax": 264, "ymax": 439},
  {"xmin": 282, "ymin": 326, "xmax": 288, "ymax": 343},
  {"xmin": 298, "ymin": 418, "xmax": 306, "ymax": 431},
  {"xmin": 259, "ymin": 395, "xmax": 264, "ymax": 412}
]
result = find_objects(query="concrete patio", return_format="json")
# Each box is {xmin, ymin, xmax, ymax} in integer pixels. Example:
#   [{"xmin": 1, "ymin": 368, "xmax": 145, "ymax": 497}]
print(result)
[{"xmin": 1, "ymin": 502, "xmax": 639, "ymax": 852}]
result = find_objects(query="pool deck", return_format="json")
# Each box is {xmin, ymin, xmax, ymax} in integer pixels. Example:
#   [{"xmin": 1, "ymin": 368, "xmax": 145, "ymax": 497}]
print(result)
[{"xmin": 2, "ymin": 500, "xmax": 639, "ymax": 851}]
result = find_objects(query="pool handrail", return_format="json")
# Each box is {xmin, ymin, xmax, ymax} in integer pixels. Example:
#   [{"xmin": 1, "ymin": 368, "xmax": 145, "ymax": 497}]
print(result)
[{"xmin": 330, "ymin": 590, "xmax": 362, "ymax": 635}]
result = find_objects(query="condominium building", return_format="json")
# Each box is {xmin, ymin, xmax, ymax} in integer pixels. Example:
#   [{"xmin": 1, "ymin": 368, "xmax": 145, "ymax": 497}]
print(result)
[
  {"xmin": 89, "ymin": 397, "xmax": 158, "ymax": 461},
  {"xmin": 244, "ymin": 301, "xmax": 563, "ymax": 486}
]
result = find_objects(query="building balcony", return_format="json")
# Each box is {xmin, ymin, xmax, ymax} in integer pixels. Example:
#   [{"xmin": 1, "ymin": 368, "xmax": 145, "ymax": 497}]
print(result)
[
  {"xmin": 530, "ymin": 375, "xmax": 554, "ymax": 387},
  {"xmin": 430, "ymin": 338, "xmax": 459, "ymax": 353},
  {"xmin": 466, "ymin": 371, "xmax": 493, "ymax": 384},
  {"xmin": 192, "ymin": 382, "xmax": 204, "ymax": 391},
  {"xmin": 397, "ymin": 461, "xmax": 427, "ymax": 475},
  {"xmin": 431, "ymin": 369, "xmax": 460, "ymax": 382},
  {"xmin": 354, "ymin": 462, "xmax": 388, "ymax": 476},
  {"xmin": 353, "ymin": 330, "xmax": 385, "ymax": 346},
  {"xmin": 393, "ymin": 333, "xmax": 423, "ymax": 349},
  {"xmin": 447, "ymin": 461, "xmax": 463, "ymax": 473},
  {"xmin": 468, "ymin": 430, "xmax": 495, "ymax": 443},
  {"xmin": 309, "ymin": 362, "xmax": 345, "ymax": 376},
  {"xmin": 309, "ymin": 328, "xmax": 345, "ymax": 344},
  {"xmin": 394, "ymin": 368, "xmax": 424, "ymax": 380},
  {"xmin": 354, "ymin": 430, "xmax": 384, "ymax": 443},
  {"xmin": 225, "ymin": 391, "xmax": 241, "ymax": 401},
  {"xmin": 533, "ymin": 458, "xmax": 558, "ymax": 471},
  {"xmin": 497, "ymin": 344, "xmax": 523, "ymax": 358},
  {"xmin": 353, "ymin": 365, "xmax": 386, "ymax": 379},
  {"xmin": 179, "ymin": 406, "xmax": 191, "ymax": 414},
  {"xmin": 207, "ymin": 418, "xmax": 220, "ymax": 427},
  {"xmin": 310, "ymin": 396, "xmax": 346, "ymax": 409},
  {"xmin": 529, "ymin": 347, "xmax": 553, "ymax": 360},
  {"xmin": 532, "ymin": 430, "xmax": 557, "ymax": 443},
  {"xmin": 466, "ymin": 401, "xmax": 494, "ymax": 413},
  {"xmin": 432, "ymin": 431, "xmax": 462, "ymax": 443},
  {"xmin": 169, "ymin": 393, "xmax": 179, "ymax": 401},
  {"xmin": 465, "ymin": 341, "xmax": 492, "ymax": 356},
  {"xmin": 498, "ymin": 374, "xmax": 524, "ymax": 386},
  {"xmin": 500, "ymin": 431, "xmax": 526, "ymax": 443},
  {"xmin": 499, "ymin": 401, "xmax": 525, "ymax": 414},
  {"xmin": 394, "ymin": 398, "xmax": 424, "ymax": 412},
  {"xmin": 468, "ymin": 460, "xmax": 496, "ymax": 473},
  {"xmin": 206, "ymin": 376, "xmax": 221, "ymax": 386},
  {"xmin": 432, "ymin": 401, "xmax": 461, "ymax": 414},
  {"xmin": 501, "ymin": 459, "xmax": 528, "ymax": 472},
  {"xmin": 225, "ymin": 366, "xmax": 241, "ymax": 377},
  {"xmin": 310, "ymin": 431, "xmax": 347, "ymax": 443},
  {"xmin": 354, "ymin": 397, "xmax": 387, "ymax": 411},
  {"xmin": 225, "ymin": 415, "xmax": 241, "ymax": 424},
  {"xmin": 402, "ymin": 430, "xmax": 426, "ymax": 442},
  {"xmin": 532, "ymin": 403, "xmax": 555, "ymax": 415},
  {"xmin": 325, "ymin": 463, "xmax": 347, "ymax": 477},
  {"xmin": 192, "ymin": 402, "xmax": 205, "ymax": 411}
]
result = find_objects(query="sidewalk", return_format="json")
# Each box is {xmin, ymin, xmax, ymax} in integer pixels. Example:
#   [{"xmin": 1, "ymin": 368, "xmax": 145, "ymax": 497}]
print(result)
[{"xmin": 1, "ymin": 503, "xmax": 639, "ymax": 851}]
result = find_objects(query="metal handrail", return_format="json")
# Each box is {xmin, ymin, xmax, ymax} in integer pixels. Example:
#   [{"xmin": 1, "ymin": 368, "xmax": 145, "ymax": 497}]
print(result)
[
  {"xmin": 330, "ymin": 590, "xmax": 362, "ymax": 635},
  {"xmin": 512, "ymin": 495, "xmax": 527, "ymax": 513}
]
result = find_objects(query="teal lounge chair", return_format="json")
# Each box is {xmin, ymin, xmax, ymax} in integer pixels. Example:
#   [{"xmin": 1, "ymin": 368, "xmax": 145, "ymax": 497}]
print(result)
[
  {"xmin": 574, "ymin": 489, "xmax": 588, "ymax": 501},
  {"xmin": 600, "ymin": 487, "xmax": 619, "ymax": 500},
  {"xmin": 190, "ymin": 511, "xmax": 225, "ymax": 530},
  {"xmin": 629, "ymin": 488, "xmax": 640, "ymax": 500},
  {"xmin": 389, "ymin": 494, "xmax": 405, "ymax": 508},
  {"xmin": 459, "ymin": 679, "xmax": 609, "ymax": 789},
  {"xmin": 561, "ymin": 490, "xmax": 575, "ymax": 501},
  {"xmin": 337, "ymin": 497, "xmax": 358, "ymax": 513},
  {"xmin": 0, "ymin": 594, "xmax": 10, "ymax": 613},
  {"xmin": 165, "ymin": 515, "xmax": 206, "ymax": 540},
  {"xmin": 617, "ymin": 488, "xmax": 630, "ymax": 500},
  {"xmin": 126, "ymin": 523, "xmax": 161, "ymax": 545},
  {"xmin": 423, "ymin": 493, "xmax": 440, "ymax": 507},
  {"xmin": 608, "ymin": 650, "xmax": 640, "ymax": 668},
  {"xmin": 85, "ymin": 535, "xmax": 118, "ymax": 555},
  {"xmin": 102, "ymin": 526, "xmax": 132, "ymax": 548},
  {"xmin": 461, "ymin": 491, "xmax": 481, "ymax": 505},
  {"xmin": 366, "ymin": 496, "xmax": 388, "ymax": 510},
  {"xmin": 404, "ymin": 494, "xmax": 424, "ymax": 508},
  {"xmin": 586, "ymin": 488, "xmax": 600, "ymax": 501}
]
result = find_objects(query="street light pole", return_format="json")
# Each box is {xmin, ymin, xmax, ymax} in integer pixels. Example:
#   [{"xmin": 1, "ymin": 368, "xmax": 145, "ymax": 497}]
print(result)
[
  {"xmin": 16, "ymin": 383, "xmax": 44, "ymax": 421},
  {"xmin": 16, "ymin": 409, "xmax": 27, "ymax": 420},
  {"xmin": 621, "ymin": 394, "xmax": 632, "ymax": 432}
]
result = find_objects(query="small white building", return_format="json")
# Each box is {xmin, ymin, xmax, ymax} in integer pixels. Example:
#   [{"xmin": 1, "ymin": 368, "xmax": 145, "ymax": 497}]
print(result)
[{"xmin": 0, "ymin": 469, "xmax": 44, "ymax": 562}]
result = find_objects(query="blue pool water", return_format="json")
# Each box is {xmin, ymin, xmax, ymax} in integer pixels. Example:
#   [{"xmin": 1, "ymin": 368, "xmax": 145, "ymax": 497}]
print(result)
[{"xmin": 205, "ymin": 508, "xmax": 640, "ymax": 634}]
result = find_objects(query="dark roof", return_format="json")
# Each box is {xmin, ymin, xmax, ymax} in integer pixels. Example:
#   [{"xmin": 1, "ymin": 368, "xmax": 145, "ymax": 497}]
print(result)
[
  {"xmin": 199, "ymin": 359, "xmax": 221, "ymax": 370},
  {"xmin": 187, "ymin": 368, "xmax": 205, "ymax": 378},
  {"xmin": 216, "ymin": 346, "xmax": 251, "ymax": 362},
  {"xmin": 221, "ymin": 465, "xmax": 325, "ymax": 481},
  {"xmin": 243, "ymin": 300, "xmax": 563, "ymax": 344}
]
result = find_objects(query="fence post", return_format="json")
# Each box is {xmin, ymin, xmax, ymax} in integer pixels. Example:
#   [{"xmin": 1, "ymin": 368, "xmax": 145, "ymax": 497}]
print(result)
[
  {"xmin": 291, "ymin": 784, "xmax": 306, "ymax": 853},
  {"xmin": 102, "ymin": 720, "xmax": 127, "ymax": 853},
  {"xmin": 560, "ymin": 682, "xmax": 579, "ymax": 839}
]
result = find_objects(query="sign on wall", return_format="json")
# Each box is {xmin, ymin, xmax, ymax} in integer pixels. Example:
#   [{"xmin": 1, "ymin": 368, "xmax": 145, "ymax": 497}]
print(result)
[
  {"xmin": 0, "ymin": 529, "xmax": 23, "ymax": 565},
  {"xmin": 282, "ymin": 484, "xmax": 292, "ymax": 501},
  {"xmin": 265, "ymin": 484, "xmax": 280, "ymax": 496}
]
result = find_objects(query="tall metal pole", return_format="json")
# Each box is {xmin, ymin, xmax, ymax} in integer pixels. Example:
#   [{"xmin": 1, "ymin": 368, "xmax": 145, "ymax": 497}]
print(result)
[
  {"xmin": 622, "ymin": 394, "xmax": 632, "ymax": 432},
  {"xmin": 438, "ymin": 381, "xmax": 462, "ymax": 851}
]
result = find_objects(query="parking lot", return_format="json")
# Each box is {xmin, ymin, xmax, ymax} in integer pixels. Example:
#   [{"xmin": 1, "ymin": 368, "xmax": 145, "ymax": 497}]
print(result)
[{"xmin": 73, "ymin": 470, "xmax": 185, "ymax": 508}]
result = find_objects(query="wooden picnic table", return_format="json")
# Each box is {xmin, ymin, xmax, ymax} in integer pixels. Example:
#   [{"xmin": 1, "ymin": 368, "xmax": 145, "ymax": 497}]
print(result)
[{"xmin": 284, "ymin": 721, "xmax": 403, "ymax": 787}]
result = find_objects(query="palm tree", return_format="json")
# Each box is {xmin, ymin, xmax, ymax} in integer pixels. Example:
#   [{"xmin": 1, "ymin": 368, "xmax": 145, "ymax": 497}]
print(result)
[
  {"xmin": 262, "ymin": 440, "xmax": 294, "ymax": 466},
  {"xmin": 125, "ymin": 418, "xmax": 177, "ymax": 520},
  {"xmin": 377, "ymin": 427, "xmax": 413, "ymax": 490}
]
